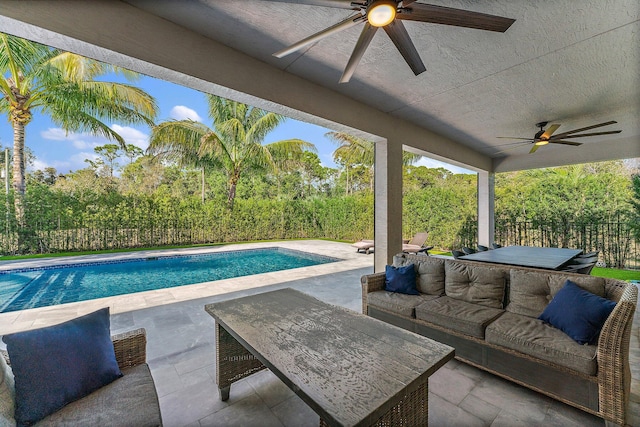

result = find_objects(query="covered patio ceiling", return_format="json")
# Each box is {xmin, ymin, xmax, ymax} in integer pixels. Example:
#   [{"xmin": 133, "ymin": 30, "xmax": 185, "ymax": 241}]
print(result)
[{"xmin": 0, "ymin": 0, "xmax": 637, "ymax": 173}]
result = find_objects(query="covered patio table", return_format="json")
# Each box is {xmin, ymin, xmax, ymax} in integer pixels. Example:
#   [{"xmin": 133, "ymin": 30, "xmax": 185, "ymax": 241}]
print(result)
[{"xmin": 458, "ymin": 245, "xmax": 583, "ymax": 270}]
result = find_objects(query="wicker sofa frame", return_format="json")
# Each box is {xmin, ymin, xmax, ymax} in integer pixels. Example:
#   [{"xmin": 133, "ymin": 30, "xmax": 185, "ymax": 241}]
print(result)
[
  {"xmin": 361, "ymin": 254, "xmax": 637, "ymax": 426},
  {"xmin": 2, "ymin": 328, "xmax": 162, "ymax": 426}
]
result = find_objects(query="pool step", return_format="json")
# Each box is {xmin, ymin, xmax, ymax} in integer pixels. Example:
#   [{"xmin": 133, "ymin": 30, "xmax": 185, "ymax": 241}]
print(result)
[{"xmin": 2, "ymin": 270, "xmax": 85, "ymax": 312}]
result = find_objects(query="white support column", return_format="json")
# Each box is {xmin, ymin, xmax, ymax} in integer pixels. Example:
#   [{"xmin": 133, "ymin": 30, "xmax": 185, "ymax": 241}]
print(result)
[
  {"xmin": 374, "ymin": 139, "xmax": 403, "ymax": 272},
  {"xmin": 477, "ymin": 171, "xmax": 495, "ymax": 247}
]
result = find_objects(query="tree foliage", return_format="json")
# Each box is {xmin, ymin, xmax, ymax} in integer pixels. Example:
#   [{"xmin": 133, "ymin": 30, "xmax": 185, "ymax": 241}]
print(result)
[
  {"xmin": 0, "ymin": 32, "xmax": 157, "ymax": 227},
  {"xmin": 149, "ymin": 96, "xmax": 316, "ymax": 208}
]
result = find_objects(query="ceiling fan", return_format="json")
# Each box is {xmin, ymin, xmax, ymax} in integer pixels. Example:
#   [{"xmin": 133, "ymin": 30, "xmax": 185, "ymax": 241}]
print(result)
[
  {"xmin": 496, "ymin": 121, "xmax": 622, "ymax": 154},
  {"xmin": 270, "ymin": 0, "xmax": 516, "ymax": 83}
]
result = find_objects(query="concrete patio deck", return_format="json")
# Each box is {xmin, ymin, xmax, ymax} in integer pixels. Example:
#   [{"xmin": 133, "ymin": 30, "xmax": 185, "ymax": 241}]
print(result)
[{"xmin": 1, "ymin": 241, "xmax": 638, "ymax": 426}]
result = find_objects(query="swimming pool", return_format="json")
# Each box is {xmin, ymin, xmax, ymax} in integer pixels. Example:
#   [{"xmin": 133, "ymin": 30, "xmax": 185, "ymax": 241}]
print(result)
[{"xmin": 0, "ymin": 248, "xmax": 339, "ymax": 313}]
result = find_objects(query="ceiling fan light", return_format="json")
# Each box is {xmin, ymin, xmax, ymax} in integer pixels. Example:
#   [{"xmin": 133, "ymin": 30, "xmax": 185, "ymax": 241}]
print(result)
[
  {"xmin": 367, "ymin": 1, "xmax": 396, "ymax": 27},
  {"xmin": 534, "ymin": 140, "xmax": 549, "ymax": 146}
]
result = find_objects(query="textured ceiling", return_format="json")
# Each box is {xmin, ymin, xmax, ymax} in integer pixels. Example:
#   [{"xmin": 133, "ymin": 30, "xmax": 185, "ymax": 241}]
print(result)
[
  {"xmin": 125, "ymin": 0, "xmax": 639, "ymax": 169},
  {"xmin": 3, "ymin": 0, "xmax": 634, "ymax": 170}
]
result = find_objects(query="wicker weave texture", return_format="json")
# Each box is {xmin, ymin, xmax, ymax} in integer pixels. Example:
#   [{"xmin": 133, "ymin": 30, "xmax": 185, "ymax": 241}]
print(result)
[
  {"xmin": 597, "ymin": 284, "xmax": 637, "ymax": 425},
  {"xmin": 361, "ymin": 272, "xmax": 386, "ymax": 314},
  {"xmin": 319, "ymin": 382, "xmax": 428, "ymax": 427},
  {"xmin": 112, "ymin": 328, "xmax": 147, "ymax": 368},
  {"xmin": 215, "ymin": 322, "xmax": 266, "ymax": 392}
]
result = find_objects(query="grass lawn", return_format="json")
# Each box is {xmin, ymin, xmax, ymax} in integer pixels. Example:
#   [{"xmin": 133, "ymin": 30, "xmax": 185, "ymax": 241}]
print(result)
[{"xmin": 591, "ymin": 267, "xmax": 640, "ymax": 281}]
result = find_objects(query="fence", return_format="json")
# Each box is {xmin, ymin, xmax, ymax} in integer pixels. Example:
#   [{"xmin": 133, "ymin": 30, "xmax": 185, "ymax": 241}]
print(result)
[
  {"xmin": 491, "ymin": 217, "xmax": 639, "ymax": 269},
  {"xmin": 0, "ymin": 195, "xmax": 375, "ymax": 255},
  {"xmin": 1, "ymin": 197, "xmax": 638, "ymax": 269}
]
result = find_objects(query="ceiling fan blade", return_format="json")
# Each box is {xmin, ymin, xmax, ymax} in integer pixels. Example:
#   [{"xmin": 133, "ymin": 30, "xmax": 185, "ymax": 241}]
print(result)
[
  {"xmin": 260, "ymin": 0, "xmax": 358, "ymax": 10},
  {"xmin": 340, "ymin": 23, "xmax": 378, "ymax": 83},
  {"xmin": 549, "ymin": 140, "xmax": 582, "ymax": 146},
  {"xmin": 550, "ymin": 121, "xmax": 618, "ymax": 139},
  {"xmin": 495, "ymin": 140, "xmax": 534, "ymax": 147},
  {"xmin": 540, "ymin": 124, "xmax": 560, "ymax": 140},
  {"xmin": 273, "ymin": 15, "xmax": 365, "ymax": 58},
  {"xmin": 383, "ymin": 20, "xmax": 426, "ymax": 76},
  {"xmin": 529, "ymin": 144, "xmax": 541, "ymax": 154},
  {"xmin": 397, "ymin": 3, "xmax": 515, "ymax": 32},
  {"xmin": 401, "ymin": 0, "xmax": 417, "ymax": 5},
  {"xmin": 551, "ymin": 130, "xmax": 623, "ymax": 139},
  {"xmin": 494, "ymin": 144, "xmax": 529, "ymax": 154}
]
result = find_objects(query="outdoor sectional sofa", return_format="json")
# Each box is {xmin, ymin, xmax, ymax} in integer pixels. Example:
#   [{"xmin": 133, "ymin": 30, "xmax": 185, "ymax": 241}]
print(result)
[{"xmin": 361, "ymin": 253, "xmax": 637, "ymax": 426}]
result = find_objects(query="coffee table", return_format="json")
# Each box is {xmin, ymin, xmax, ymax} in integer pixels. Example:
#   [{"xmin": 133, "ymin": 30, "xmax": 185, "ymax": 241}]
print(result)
[{"xmin": 205, "ymin": 288, "xmax": 454, "ymax": 427}]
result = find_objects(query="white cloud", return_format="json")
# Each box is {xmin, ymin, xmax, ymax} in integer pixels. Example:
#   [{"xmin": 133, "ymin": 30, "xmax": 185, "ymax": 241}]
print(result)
[
  {"xmin": 72, "ymin": 140, "xmax": 99, "ymax": 150},
  {"xmin": 30, "ymin": 159, "xmax": 49, "ymax": 172},
  {"xmin": 69, "ymin": 152, "xmax": 99, "ymax": 170},
  {"xmin": 170, "ymin": 105, "xmax": 202, "ymax": 122},
  {"xmin": 41, "ymin": 125, "xmax": 149, "ymax": 155},
  {"xmin": 41, "ymin": 128, "xmax": 74, "ymax": 141},
  {"xmin": 110, "ymin": 125, "xmax": 149, "ymax": 150},
  {"xmin": 41, "ymin": 128, "xmax": 108, "ymax": 147}
]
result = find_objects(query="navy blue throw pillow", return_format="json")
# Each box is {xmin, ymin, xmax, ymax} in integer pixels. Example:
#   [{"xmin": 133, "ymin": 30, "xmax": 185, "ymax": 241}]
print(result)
[
  {"xmin": 385, "ymin": 264, "xmax": 419, "ymax": 295},
  {"xmin": 2, "ymin": 308, "xmax": 122, "ymax": 426},
  {"xmin": 538, "ymin": 280, "xmax": 616, "ymax": 345}
]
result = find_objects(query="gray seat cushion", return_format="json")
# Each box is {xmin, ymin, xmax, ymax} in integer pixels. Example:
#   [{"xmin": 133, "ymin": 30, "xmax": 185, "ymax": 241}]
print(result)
[
  {"xmin": 367, "ymin": 291, "xmax": 440, "ymax": 318},
  {"xmin": 393, "ymin": 255, "xmax": 446, "ymax": 296},
  {"xmin": 445, "ymin": 261, "xmax": 506, "ymax": 309},
  {"xmin": 35, "ymin": 364, "xmax": 162, "ymax": 426},
  {"xmin": 485, "ymin": 312, "xmax": 597, "ymax": 376},
  {"xmin": 415, "ymin": 296, "xmax": 505, "ymax": 339},
  {"xmin": 507, "ymin": 269, "xmax": 606, "ymax": 318}
]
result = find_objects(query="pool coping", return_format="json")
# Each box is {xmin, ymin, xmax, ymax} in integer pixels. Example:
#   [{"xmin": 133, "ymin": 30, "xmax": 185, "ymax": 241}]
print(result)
[{"xmin": 0, "ymin": 240, "xmax": 373, "ymax": 335}]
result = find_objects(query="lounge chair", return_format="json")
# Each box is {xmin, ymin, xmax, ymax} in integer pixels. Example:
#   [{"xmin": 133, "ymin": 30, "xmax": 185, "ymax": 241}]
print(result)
[
  {"xmin": 352, "ymin": 239, "xmax": 375, "ymax": 254},
  {"xmin": 402, "ymin": 232, "xmax": 433, "ymax": 255}
]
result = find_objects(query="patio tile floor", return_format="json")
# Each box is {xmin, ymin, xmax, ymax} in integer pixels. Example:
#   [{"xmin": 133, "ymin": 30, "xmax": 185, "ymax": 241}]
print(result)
[
  {"xmin": 1, "ymin": 241, "xmax": 638, "ymax": 426},
  {"xmin": 121, "ymin": 265, "xmax": 620, "ymax": 427}
]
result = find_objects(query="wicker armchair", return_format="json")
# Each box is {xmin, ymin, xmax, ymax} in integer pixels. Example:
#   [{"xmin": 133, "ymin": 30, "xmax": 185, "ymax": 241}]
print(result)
[{"xmin": 2, "ymin": 328, "xmax": 162, "ymax": 426}]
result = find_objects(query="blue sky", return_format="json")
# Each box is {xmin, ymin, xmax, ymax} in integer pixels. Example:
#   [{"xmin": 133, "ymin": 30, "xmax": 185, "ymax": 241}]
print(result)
[{"xmin": 0, "ymin": 73, "xmax": 472, "ymax": 175}]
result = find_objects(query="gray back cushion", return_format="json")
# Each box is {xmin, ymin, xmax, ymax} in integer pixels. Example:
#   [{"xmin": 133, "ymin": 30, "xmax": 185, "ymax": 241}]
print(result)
[
  {"xmin": 507, "ymin": 269, "xmax": 606, "ymax": 318},
  {"xmin": 444, "ymin": 261, "xmax": 506, "ymax": 309},
  {"xmin": 393, "ymin": 255, "xmax": 445, "ymax": 296}
]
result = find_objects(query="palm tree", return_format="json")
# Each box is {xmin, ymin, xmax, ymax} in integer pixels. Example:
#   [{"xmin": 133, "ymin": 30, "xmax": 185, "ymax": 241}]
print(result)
[
  {"xmin": 148, "ymin": 95, "xmax": 315, "ymax": 208},
  {"xmin": 147, "ymin": 119, "xmax": 219, "ymax": 203},
  {"xmin": 326, "ymin": 131, "xmax": 421, "ymax": 193},
  {"xmin": 0, "ymin": 33, "xmax": 157, "ymax": 225}
]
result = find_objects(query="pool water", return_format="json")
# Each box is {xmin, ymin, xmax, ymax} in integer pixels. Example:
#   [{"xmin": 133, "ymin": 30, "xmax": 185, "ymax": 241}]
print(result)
[{"xmin": 0, "ymin": 248, "xmax": 338, "ymax": 313}]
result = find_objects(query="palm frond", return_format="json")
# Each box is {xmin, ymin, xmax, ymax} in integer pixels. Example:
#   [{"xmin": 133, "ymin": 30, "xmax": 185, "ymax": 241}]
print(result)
[
  {"xmin": 266, "ymin": 138, "xmax": 317, "ymax": 171},
  {"xmin": 49, "ymin": 109, "xmax": 127, "ymax": 145},
  {"xmin": 246, "ymin": 112, "xmax": 285, "ymax": 144},
  {"xmin": 148, "ymin": 120, "xmax": 214, "ymax": 168},
  {"xmin": 0, "ymin": 33, "xmax": 51, "ymax": 79},
  {"xmin": 38, "ymin": 80, "xmax": 157, "ymax": 128},
  {"xmin": 326, "ymin": 131, "xmax": 375, "ymax": 167}
]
